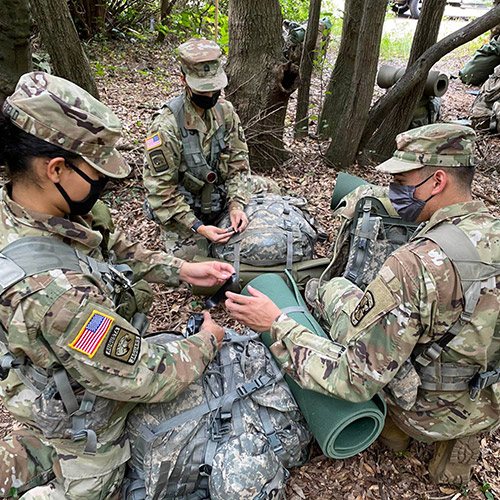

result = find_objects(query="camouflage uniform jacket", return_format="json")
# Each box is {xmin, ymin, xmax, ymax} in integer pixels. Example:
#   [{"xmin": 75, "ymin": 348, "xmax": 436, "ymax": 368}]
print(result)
[
  {"xmin": 143, "ymin": 92, "xmax": 251, "ymax": 230},
  {"xmin": 270, "ymin": 201, "xmax": 500, "ymax": 441},
  {"xmin": 0, "ymin": 186, "xmax": 219, "ymax": 478}
]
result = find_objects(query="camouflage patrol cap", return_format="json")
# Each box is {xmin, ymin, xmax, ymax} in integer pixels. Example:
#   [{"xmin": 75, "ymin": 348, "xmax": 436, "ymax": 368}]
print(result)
[
  {"xmin": 2, "ymin": 72, "xmax": 130, "ymax": 179},
  {"xmin": 376, "ymin": 123, "xmax": 477, "ymax": 174},
  {"xmin": 177, "ymin": 38, "xmax": 228, "ymax": 92}
]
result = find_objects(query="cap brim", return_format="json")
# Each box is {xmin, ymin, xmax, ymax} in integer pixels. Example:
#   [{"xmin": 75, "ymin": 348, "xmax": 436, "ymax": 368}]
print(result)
[
  {"xmin": 376, "ymin": 156, "xmax": 424, "ymax": 174},
  {"xmin": 82, "ymin": 148, "xmax": 131, "ymax": 179},
  {"xmin": 186, "ymin": 66, "xmax": 228, "ymax": 92}
]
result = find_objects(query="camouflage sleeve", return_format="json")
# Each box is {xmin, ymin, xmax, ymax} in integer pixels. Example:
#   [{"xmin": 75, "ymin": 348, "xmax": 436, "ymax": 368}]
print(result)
[
  {"xmin": 269, "ymin": 251, "xmax": 436, "ymax": 402},
  {"xmin": 220, "ymin": 101, "xmax": 251, "ymax": 210},
  {"xmin": 39, "ymin": 281, "xmax": 218, "ymax": 403},
  {"xmin": 108, "ymin": 228, "xmax": 184, "ymax": 285},
  {"xmin": 143, "ymin": 110, "xmax": 198, "ymax": 230}
]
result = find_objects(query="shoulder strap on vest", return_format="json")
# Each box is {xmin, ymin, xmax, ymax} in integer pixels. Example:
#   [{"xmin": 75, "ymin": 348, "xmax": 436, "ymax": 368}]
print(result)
[{"xmin": 414, "ymin": 223, "xmax": 500, "ymax": 367}]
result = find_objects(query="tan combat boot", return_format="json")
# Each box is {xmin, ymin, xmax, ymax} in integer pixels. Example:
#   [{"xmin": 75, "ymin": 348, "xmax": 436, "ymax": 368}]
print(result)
[
  {"xmin": 428, "ymin": 435, "xmax": 480, "ymax": 485},
  {"xmin": 378, "ymin": 416, "xmax": 411, "ymax": 452}
]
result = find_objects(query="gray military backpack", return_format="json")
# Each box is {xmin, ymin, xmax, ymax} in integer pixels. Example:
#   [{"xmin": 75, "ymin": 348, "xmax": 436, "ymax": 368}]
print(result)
[
  {"xmin": 124, "ymin": 330, "xmax": 311, "ymax": 500},
  {"xmin": 210, "ymin": 193, "xmax": 320, "ymax": 275}
]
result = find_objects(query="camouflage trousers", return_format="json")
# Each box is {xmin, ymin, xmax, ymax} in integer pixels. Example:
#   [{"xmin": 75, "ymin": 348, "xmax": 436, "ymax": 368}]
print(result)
[
  {"xmin": 0, "ymin": 427, "xmax": 125, "ymax": 499},
  {"xmin": 161, "ymin": 175, "xmax": 280, "ymax": 260}
]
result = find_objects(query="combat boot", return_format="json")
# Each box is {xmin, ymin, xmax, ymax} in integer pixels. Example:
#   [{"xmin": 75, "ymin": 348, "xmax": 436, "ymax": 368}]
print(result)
[
  {"xmin": 378, "ymin": 416, "xmax": 411, "ymax": 452},
  {"xmin": 428, "ymin": 435, "xmax": 480, "ymax": 485}
]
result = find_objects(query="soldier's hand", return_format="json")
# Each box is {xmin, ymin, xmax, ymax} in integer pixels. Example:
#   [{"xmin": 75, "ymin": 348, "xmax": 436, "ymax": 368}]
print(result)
[
  {"xmin": 180, "ymin": 261, "xmax": 235, "ymax": 286},
  {"xmin": 197, "ymin": 224, "xmax": 234, "ymax": 243},
  {"xmin": 201, "ymin": 311, "xmax": 225, "ymax": 348},
  {"xmin": 229, "ymin": 209, "xmax": 248, "ymax": 232},
  {"xmin": 225, "ymin": 286, "xmax": 282, "ymax": 332}
]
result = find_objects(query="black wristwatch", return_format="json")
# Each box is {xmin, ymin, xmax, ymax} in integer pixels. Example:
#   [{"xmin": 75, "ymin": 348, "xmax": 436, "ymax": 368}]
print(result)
[{"xmin": 191, "ymin": 220, "xmax": 204, "ymax": 234}]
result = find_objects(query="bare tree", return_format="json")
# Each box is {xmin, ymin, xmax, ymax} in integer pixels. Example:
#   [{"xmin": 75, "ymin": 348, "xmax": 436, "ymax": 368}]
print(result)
[
  {"xmin": 294, "ymin": 0, "xmax": 322, "ymax": 139},
  {"xmin": 30, "ymin": 0, "xmax": 99, "ymax": 98},
  {"xmin": 360, "ymin": 4, "xmax": 500, "ymax": 153},
  {"xmin": 226, "ymin": 0, "xmax": 299, "ymax": 169},
  {"xmin": 0, "ymin": 0, "xmax": 31, "ymax": 104},
  {"xmin": 320, "ymin": 0, "xmax": 387, "ymax": 169},
  {"xmin": 364, "ymin": 0, "xmax": 446, "ymax": 161}
]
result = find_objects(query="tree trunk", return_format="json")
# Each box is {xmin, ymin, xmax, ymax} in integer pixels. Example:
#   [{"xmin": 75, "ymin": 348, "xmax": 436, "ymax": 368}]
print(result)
[
  {"xmin": 156, "ymin": 0, "xmax": 178, "ymax": 43},
  {"xmin": 30, "ymin": 0, "xmax": 99, "ymax": 98},
  {"xmin": 491, "ymin": 0, "xmax": 500, "ymax": 39},
  {"xmin": 0, "ymin": 0, "xmax": 31, "ymax": 105},
  {"xmin": 294, "ymin": 0, "xmax": 321, "ymax": 139},
  {"xmin": 226, "ymin": 0, "xmax": 299, "ymax": 169},
  {"xmin": 360, "ymin": 4, "xmax": 500, "ymax": 151},
  {"xmin": 322, "ymin": 0, "xmax": 387, "ymax": 169},
  {"xmin": 365, "ymin": 0, "xmax": 446, "ymax": 161}
]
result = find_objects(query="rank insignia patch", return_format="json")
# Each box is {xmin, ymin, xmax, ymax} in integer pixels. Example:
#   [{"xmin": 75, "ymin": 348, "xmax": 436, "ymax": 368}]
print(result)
[
  {"xmin": 350, "ymin": 291, "xmax": 375, "ymax": 327},
  {"xmin": 104, "ymin": 326, "xmax": 141, "ymax": 365},
  {"xmin": 69, "ymin": 311, "xmax": 114, "ymax": 357},
  {"xmin": 145, "ymin": 133, "xmax": 162, "ymax": 150}
]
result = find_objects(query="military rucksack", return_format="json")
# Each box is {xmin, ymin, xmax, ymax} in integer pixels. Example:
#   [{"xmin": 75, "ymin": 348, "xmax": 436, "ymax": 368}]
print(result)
[
  {"xmin": 210, "ymin": 193, "xmax": 321, "ymax": 275},
  {"xmin": 318, "ymin": 184, "xmax": 419, "ymax": 292},
  {"xmin": 124, "ymin": 330, "xmax": 311, "ymax": 500},
  {"xmin": 471, "ymin": 65, "xmax": 500, "ymax": 131},
  {"xmin": 459, "ymin": 35, "xmax": 500, "ymax": 86}
]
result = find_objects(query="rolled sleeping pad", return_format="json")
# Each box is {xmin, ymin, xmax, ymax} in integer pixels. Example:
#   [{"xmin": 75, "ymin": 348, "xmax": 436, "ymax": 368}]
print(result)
[
  {"xmin": 330, "ymin": 171, "xmax": 369, "ymax": 210},
  {"xmin": 242, "ymin": 273, "xmax": 386, "ymax": 459},
  {"xmin": 191, "ymin": 256, "xmax": 330, "ymax": 296},
  {"xmin": 377, "ymin": 64, "xmax": 448, "ymax": 98}
]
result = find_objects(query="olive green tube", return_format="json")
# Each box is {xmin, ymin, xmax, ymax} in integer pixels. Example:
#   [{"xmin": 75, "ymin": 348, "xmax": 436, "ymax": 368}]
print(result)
[
  {"xmin": 330, "ymin": 172, "xmax": 369, "ymax": 210},
  {"xmin": 242, "ymin": 273, "xmax": 386, "ymax": 459}
]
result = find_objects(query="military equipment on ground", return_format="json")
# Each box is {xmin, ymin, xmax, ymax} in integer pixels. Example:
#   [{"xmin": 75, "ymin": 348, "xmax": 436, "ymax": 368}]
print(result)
[
  {"xmin": 124, "ymin": 330, "xmax": 312, "ymax": 499},
  {"xmin": 211, "ymin": 193, "xmax": 321, "ymax": 274},
  {"xmin": 242, "ymin": 273, "xmax": 387, "ymax": 459},
  {"xmin": 471, "ymin": 65, "xmax": 500, "ymax": 131},
  {"xmin": 460, "ymin": 35, "xmax": 500, "ymax": 86},
  {"xmin": 377, "ymin": 64, "xmax": 449, "ymax": 97}
]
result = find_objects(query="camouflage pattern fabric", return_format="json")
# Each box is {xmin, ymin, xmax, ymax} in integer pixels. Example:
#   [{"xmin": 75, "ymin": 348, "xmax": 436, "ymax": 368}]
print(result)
[
  {"xmin": 376, "ymin": 123, "xmax": 477, "ymax": 174},
  {"xmin": 177, "ymin": 38, "xmax": 228, "ymax": 92},
  {"xmin": 471, "ymin": 65, "xmax": 500, "ymax": 130},
  {"xmin": 2, "ymin": 72, "xmax": 130, "ymax": 179},
  {"xmin": 143, "ymin": 92, "xmax": 252, "ymax": 232},
  {"xmin": 211, "ymin": 194, "xmax": 317, "ymax": 266},
  {"xmin": 269, "ymin": 201, "xmax": 500, "ymax": 442},
  {"xmin": 158, "ymin": 175, "xmax": 279, "ymax": 260},
  {"xmin": 0, "ymin": 187, "xmax": 220, "ymax": 498},
  {"xmin": 126, "ymin": 332, "xmax": 311, "ymax": 499}
]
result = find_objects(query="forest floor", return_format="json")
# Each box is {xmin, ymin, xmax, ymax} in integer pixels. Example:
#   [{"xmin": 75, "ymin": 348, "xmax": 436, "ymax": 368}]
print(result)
[{"xmin": 3, "ymin": 13, "xmax": 500, "ymax": 500}]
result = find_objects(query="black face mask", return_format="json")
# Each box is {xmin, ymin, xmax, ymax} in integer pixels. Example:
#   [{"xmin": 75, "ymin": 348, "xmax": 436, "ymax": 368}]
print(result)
[
  {"xmin": 189, "ymin": 89, "xmax": 221, "ymax": 110},
  {"xmin": 55, "ymin": 162, "xmax": 108, "ymax": 216}
]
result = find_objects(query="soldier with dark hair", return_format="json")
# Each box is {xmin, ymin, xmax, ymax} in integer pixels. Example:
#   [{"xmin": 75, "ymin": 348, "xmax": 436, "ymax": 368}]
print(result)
[
  {"xmin": 143, "ymin": 38, "xmax": 278, "ymax": 260},
  {"xmin": 0, "ymin": 72, "xmax": 234, "ymax": 499},
  {"xmin": 226, "ymin": 124, "xmax": 500, "ymax": 485}
]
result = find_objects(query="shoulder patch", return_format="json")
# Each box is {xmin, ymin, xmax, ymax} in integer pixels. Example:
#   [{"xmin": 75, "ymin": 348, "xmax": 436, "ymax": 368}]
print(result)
[
  {"xmin": 148, "ymin": 149, "xmax": 169, "ymax": 173},
  {"xmin": 69, "ymin": 310, "xmax": 114, "ymax": 357},
  {"xmin": 104, "ymin": 325, "xmax": 141, "ymax": 365},
  {"xmin": 350, "ymin": 291, "xmax": 375, "ymax": 327},
  {"xmin": 145, "ymin": 133, "xmax": 162, "ymax": 151}
]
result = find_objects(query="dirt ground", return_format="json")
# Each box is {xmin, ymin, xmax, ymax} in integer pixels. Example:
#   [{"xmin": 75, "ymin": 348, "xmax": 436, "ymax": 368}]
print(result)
[{"xmin": 2, "ymin": 13, "xmax": 500, "ymax": 500}]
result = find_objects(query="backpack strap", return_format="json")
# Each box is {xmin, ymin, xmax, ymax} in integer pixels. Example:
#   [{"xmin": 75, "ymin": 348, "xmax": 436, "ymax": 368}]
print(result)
[
  {"xmin": 0, "ymin": 236, "xmax": 135, "ymax": 455},
  {"xmin": 166, "ymin": 96, "xmax": 225, "ymax": 177},
  {"xmin": 414, "ymin": 223, "xmax": 500, "ymax": 368}
]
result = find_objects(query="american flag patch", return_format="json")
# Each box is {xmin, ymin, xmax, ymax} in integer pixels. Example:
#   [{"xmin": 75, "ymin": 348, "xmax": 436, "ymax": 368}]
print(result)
[
  {"xmin": 145, "ymin": 133, "xmax": 162, "ymax": 150},
  {"xmin": 69, "ymin": 311, "xmax": 114, "ymax": 357}
]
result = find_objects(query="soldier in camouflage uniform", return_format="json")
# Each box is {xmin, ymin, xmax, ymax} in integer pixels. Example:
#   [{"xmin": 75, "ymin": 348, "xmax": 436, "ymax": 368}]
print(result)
[
  {"xmin": 226, "ymin": 124, "xmax": 500, "ymax": 485},
  {"xmin": 0, "ymin": 72, "xmax": 234, "ymax": 499},
  {"xmin": 143, "ymin": 38, "xmax": 279, "ymax": 260}
]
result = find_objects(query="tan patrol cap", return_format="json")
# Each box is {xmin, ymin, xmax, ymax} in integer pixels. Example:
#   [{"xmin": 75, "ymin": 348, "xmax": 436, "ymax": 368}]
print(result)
[
  {"xmin": 177, "ymin": 38, "xmax": 228, "ymax": 92},
  {"xmin": 3, "ymin": 72, "xmax": 130, "ymax": 179},
  {"xmin": 376, "ymin": 123, "xmax": 477, "ymax": 174}
]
